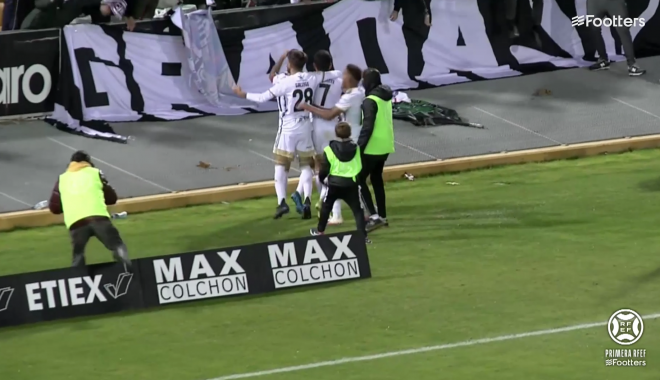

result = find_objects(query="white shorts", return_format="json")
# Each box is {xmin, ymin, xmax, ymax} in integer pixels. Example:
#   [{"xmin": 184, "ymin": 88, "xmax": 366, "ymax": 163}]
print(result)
[
  {"xmin": 273, "ymin": 128, "xmax": 315, "ymax": 159},
  {"xmin": 312, "ymin": 121, "xmax": 337, "ymax": 155}
]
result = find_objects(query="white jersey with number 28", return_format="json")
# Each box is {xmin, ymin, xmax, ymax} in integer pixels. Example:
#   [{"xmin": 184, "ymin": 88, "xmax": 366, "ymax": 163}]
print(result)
[{"xmin": 269, "ymin": 70, "xmax": 342, "ymax": 132}]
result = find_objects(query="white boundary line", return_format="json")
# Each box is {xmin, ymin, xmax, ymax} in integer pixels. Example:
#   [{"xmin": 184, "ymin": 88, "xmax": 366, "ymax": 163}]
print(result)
[
  {"xmin": 208, "ymin": 312, "xmax": 660, "ymax": 380},
  {"xmin": 395, "ymin": 141, "xmax": 438, "ymax": 160},
  {"xmin": 472, "ymin": 107, "xmax": 564, "ymax": 145},
  {"xmin": 0, "ymin": 192, "xmax": 32, "ymax": 207},
  {"xmin": 46, "ymin": 138, "xmax": 174, "ymax": 192},
  {"xmin": 611, "ymin": 98, "xmax": 660, "ymax": 121}
]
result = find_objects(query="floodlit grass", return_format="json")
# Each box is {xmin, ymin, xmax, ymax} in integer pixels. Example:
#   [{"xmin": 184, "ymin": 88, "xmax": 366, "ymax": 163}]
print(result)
[{"xmin": 1, "ymin": 150, "xmax": 660, "ymax": 380}]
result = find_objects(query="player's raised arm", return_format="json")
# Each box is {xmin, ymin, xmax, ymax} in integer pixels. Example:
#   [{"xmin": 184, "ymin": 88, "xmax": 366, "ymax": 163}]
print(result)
[
  {"xmin": 233, "ymin": 82, "xmax": 285, "ymax": 103},
  {"xmin": 269, "ymin": 50, "xmax": 289, "ymax": 83}
]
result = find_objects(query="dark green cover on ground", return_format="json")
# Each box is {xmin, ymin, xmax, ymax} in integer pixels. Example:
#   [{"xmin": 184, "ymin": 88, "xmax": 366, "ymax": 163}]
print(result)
[{"xmin": 392, "ymin": 99, "xmax": 464, "ymax": 127}]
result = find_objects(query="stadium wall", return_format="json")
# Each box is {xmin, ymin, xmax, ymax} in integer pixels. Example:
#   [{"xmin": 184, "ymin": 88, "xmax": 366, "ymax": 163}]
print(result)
[{"xmin": 1, "ymin": 135, "xmax": 659, "ymax": 232}]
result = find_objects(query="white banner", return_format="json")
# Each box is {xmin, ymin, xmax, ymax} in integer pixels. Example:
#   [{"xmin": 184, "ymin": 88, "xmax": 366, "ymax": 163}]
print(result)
[{"xmin": 49, "ymin": 0, "xmax": 658, "ymax": 142}]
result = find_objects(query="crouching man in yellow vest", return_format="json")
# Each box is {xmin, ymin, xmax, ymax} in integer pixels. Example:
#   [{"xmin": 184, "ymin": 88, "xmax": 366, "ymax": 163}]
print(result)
[
  {"xmin": 310, "ymin": 122, "xmax": 370, "ymax": 244},
  {"xmin": 48, "ymin": 151, "xmax": 131, "ymax": 268}
]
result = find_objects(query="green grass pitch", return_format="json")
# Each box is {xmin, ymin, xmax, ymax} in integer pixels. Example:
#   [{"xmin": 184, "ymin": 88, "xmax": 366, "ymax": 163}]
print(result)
[{"xmin": 1, "ymin": 150, "xmax": 659, "ymax": 380}]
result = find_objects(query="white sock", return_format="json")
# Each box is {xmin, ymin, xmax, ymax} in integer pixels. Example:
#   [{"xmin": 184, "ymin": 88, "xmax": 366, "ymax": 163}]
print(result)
[
  {"xmin": 300, "ymin": 166, "xmax": 313, "ymax": 200},
  {"xmin": 332, "ymin": 200, "xmax": 342, "ymax": 219},
  {"xmin": 274, "ymin": 165, "xmax": 288, "ymax": 205},
  {"xmin": 320, "ymin": 184, "xmax": 328, "ymax": 203},
  {"xmin": 296, "ymin": 173, "xmax": 304, "ymax": 194},
  {"xmin": 370, "ymin": 214, "xmax": 380, "ymax": 220}
]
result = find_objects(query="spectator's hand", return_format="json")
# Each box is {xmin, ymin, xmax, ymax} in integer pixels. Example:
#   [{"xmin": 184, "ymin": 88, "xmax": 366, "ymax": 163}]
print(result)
[
  {"xmin": 389, "ymin": 10, "xmax": 398, "ymax": 21},
  {"xmin": 126, "ymin": 17, "xmax": 136, "ymax": 32},
  {"xmin": 424, "ymin": 14, "xmax": 431, "ymax": 27}
]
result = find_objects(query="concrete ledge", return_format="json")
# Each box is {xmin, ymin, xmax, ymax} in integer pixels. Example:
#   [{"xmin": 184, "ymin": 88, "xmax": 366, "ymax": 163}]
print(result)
[{"xmin": 2, "ymin": 134, "xmax": 659, "ymax": 232}]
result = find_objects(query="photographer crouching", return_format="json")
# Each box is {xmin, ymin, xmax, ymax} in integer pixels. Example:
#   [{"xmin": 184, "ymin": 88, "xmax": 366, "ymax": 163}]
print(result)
[{"xmin": 48, "ymin": 151, "xmax": 132, "ymax": 269}]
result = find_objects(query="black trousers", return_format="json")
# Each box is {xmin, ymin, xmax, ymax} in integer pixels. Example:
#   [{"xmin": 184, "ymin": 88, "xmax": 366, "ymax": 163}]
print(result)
[
  {"xmin": 504, "ymin": 0, "xmax": 543, "ymax": 25},
  {"xmin": 400, "ymin": 6, "xmax": 430, "ymax": 82},
  {"xmin": 318, "ymin": 185, "xmax": 367, "ymax": 236},
  {"xmin": 69, "ymin": 218, "xmax": 127, "ymax": 267},
  {"xmin": 358, "ymin": 154, "xmax": 388, "ymax": 219},
  {"xmin": 587, "ymin": 0, "xmax": 636, "ymax": 65}
]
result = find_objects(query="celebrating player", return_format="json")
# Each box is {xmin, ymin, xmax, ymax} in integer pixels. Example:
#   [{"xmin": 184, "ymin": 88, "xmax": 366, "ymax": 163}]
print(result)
[
  {"xmin": 232, "ymin": 50, "xmax": 342, "ymax": 219},
  {"xmin": 298, "ymin": 64, "xmax": 364, "ymax": 224},
  {"xmin": 291, "ymin": 50, "xmax": 344, "ymax": 223}
]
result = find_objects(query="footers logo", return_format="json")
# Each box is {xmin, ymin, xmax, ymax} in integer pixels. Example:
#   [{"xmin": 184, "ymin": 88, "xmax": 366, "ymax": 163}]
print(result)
[
  {"xmin": 571, "ymin": 15, "xmax": 645, "ymax": 28},
  {"xmin": 268, "ymin": 235, "xmax": 360, "ymax": 289}
]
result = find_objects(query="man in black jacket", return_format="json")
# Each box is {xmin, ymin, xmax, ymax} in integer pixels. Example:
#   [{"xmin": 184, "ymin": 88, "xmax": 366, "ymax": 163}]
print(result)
[
  {"xmin": 358, "ymin": 68, "xmax": 395, "ymax": 232},
  {"xmin": 311, "ymin": 122, "xmax": 370, "ymax": 244},
  {"xmin": 389, "ymin": 0, "xmax": 431, "ymax": 83}
]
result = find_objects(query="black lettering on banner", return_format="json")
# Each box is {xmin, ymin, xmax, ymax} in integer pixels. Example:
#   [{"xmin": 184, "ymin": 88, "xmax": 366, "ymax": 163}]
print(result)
[
  {"xmin": 209, "ymin": 279, "xmax": 219, "ymax": 294},
  {"xmin": 197, "ymin": 281, "xmax": 207, "ymax": 296},
  {"xmin": 287, "ymin": 269, "xmax": 297, "ymax": 284},
  {"xmin": 73, "ymin": 27, "xmax": 145, "ymax": 111},
  {"xmin": 457, "ymin": 27, "xmax": 466, "ymax": 46},
  {"xmin": 73, "ymin": 26, "xmax": 186, "ymax": 114},
  {"xmin": 74, "ymin": 48, "xmax": 111, "ymax": 108},
  {"xmin": 275, "ymin": 270, "xmax": 285, "ymax": 285},
  {"xmin": 293, "ymin": 88, "xmax": 313, "ymax": 110},
  {"xmin": 173, "ymin": 285, "xmax": 183, "ymax": 298},
  {"xmin": 334, "ymin": 262, "xmax": 345, "ymax": 277},
  {"xmin": 161, "ymin": 63, "xmax": 182, "ymax": 76},
  {"xmin": 318, "ymin": 83, "xmax": 330, "ymax": 107},
  {"xmin": 266, "ymin": 54, "xmax": 276, "ymax": 75},
  {"xmin": 218, "ymin": 28, "xmax": 246, "ymax": 83},
  {"xmin": 356, "ymin": 18, "xmax": 389, "ymax": 74},
  {"xmin": 449, "ymin": 69, "xmax": 485, "ymax": 82},
  {"xmin": 159, "ymin": 286, "xmax": 170, "ymax": 301}
]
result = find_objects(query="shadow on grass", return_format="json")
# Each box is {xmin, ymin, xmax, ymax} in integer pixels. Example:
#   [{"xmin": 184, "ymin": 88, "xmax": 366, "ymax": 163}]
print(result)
[
  {"xmin": 0, "ymin": 270, "xmax": 417, "ymax": 339},
  {"xmin": 638, "ymin": 178, "xmax": 660, "ymax": 192},
  {"xmin": 601, "ymin": 267, "xmax": 660, "ymax": 302}
]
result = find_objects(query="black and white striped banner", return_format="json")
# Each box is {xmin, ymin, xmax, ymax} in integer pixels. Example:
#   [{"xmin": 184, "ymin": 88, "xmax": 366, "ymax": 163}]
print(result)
[{"xmin": 49, "ymin": 0, "xmax": 660, "ymax": 142}]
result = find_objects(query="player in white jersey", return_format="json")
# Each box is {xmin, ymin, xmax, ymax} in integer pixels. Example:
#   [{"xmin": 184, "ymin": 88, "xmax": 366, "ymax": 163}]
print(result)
[
  {"xmin": 232, "ymin": 50, "xmax": 342, "ymax": 219},
  {"xmin": 290, "ymin": 51, "xmax": 343, "ymax": 221},
  {"xmin": 298, "ymin": 64, "xmax": 365, "ymax": 225}
]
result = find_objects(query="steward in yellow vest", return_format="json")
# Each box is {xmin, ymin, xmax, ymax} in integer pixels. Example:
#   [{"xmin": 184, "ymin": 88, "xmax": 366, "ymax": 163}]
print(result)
[
  {"xmin": 48, "ymin": 151, "xmax": 131, "ymax": 268},
  {"xmin": 311, "ymin": 122, "xmax": 370, "ymax": 244},
  {"xmin": 356, "ymin": 68, "xmax": 394, "ymax": 233}
]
